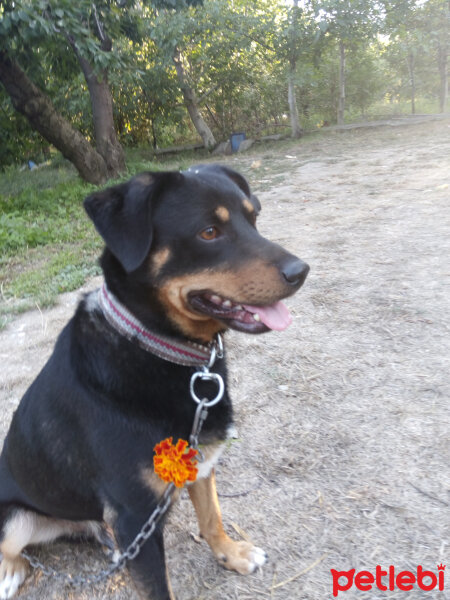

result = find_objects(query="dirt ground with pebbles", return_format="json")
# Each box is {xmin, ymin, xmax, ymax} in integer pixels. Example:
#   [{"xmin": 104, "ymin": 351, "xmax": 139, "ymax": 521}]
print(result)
[{"xmin": 1, "ymin": 116, "xmax": 449, "ymax": 599}]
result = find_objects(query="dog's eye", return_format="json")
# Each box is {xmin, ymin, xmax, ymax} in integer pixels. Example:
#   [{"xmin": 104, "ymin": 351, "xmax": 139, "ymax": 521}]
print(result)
[{"xmin": 199, "ymin": 226, "xmax": 219, "ymax": 241}]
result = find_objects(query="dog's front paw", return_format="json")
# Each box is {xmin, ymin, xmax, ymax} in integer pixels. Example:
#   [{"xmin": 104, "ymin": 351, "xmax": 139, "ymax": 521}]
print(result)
[
  {"xmin": 0, "ymin": 557, "xmax": 29, "ymax": 599},
  {"xmin": 215, "ymin": 539, "xmax": 267, "ymax": 575}
]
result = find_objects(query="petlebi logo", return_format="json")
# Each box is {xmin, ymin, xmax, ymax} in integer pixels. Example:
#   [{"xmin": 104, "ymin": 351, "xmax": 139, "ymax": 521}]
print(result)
[{"xmin": 330, "ymin": 564, "xmax": 445, "ymax": 597}]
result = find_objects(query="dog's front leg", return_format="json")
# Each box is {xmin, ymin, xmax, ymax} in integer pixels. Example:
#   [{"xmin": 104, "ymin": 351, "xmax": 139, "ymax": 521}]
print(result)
[
  {"xmin": 114, "ymin": 510, "xmax": 174, "ymax": 600},
  {"xmin": 188, "ymin": 470, "xmax": 267, "ymax": 574}
]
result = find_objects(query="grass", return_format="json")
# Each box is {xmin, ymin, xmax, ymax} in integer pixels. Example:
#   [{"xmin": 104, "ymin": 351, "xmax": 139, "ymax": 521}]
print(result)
[{"xmin": 0, "ymin": 158, "xmax": 77, "ymax": 198}]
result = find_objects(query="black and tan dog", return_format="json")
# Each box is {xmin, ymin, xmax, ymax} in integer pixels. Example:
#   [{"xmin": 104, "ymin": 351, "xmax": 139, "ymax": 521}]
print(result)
[{"xmin": 0, "ymin": 165, "xmax": 309, "ymax": 599}]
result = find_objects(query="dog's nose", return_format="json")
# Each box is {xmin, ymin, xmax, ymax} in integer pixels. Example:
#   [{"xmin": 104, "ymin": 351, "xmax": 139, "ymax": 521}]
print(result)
[{"xmin": 281, "ymin": 257, "xmax": 310, "ymax": 287}]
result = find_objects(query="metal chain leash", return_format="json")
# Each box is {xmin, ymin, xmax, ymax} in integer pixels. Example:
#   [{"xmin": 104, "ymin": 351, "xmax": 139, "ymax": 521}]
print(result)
[
  {"xmin": 21, "ymin": 334, "xmax": 225, "ymax": 589},
  {"xmin": 21, "ymin": 484, "xmax": 173, "ymax": 587}
]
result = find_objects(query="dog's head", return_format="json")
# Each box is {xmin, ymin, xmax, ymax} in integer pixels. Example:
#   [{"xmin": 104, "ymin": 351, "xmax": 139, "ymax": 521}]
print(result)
[{"xmin": 84, "ymin": 165, "xmax": 309, "ymax": 342}]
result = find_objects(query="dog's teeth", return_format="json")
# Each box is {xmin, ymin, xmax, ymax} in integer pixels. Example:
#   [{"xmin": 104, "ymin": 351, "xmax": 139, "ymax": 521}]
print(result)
[
  {"xmin": 235, "ymin": 305, "xmax": 242, "ymax": 310},
  {"xmin": 253, "ymin": 313, "xmax": 261, "ymax": 322},
  {"xmin": 222, "ymin": 300, "xmax": 232, "ymax": 308},
  {"xmin": 210, "ymin": 295, "xmax": 222, "ymax": 304}
]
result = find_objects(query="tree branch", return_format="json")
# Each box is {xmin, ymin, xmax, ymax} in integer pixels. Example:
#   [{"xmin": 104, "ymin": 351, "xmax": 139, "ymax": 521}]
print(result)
[{"xmin": 92, "ymin": 3, "xmax": 112, "ymax": 51}]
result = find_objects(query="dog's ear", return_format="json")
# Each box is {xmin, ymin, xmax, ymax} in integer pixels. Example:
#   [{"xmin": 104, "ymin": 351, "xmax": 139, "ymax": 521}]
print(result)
[
  {"xmin": 188, "ymin": 164, "xmax": 261, "ymax": 214},
  {"xmin": 84, "ymin": 173, "xmax": 157, "ymax": 273}
]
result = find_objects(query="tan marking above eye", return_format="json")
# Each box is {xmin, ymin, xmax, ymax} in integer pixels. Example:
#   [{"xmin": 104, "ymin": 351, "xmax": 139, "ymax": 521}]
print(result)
[
  {"xmin": 215, "ymin": 206, "xmax": 230, "ymax": 222},
  {"xmin": 242, "ymin": 198, "xmax": 254, "ymax": 214}
]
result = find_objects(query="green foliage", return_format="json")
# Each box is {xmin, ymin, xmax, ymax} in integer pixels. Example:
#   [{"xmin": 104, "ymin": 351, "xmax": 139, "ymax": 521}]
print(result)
[
  {"xmin": 0, "ymin": 0, "xmax": 447, "ymax": 170},
  {"xmin": 0, "ymin": 212, "xmax": 51, "ymax": 250},
  {"xmin": 0, "ymin": 176, "xmax": 94, "ymax": 256},
  {"xmin": 311, "ymin": 0, "xmax": 383, "ymax": 43},
  {"xmin": 149, "ymin": 0, "xmax": 203, "ymax": 7},
  {"xmin": 381, "ymin": 0, "xmax": 449, "ymax": 112}
]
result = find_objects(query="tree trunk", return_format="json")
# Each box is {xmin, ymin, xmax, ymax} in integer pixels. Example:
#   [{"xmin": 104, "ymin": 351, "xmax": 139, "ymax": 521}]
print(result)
[
  {"xmin": 68, "ymin": 43, "xmax": 125, "ymax": 178},
  {"xmin": 0, "ymin": 51, "xmax": 107, "ymax": 184},
  {"xmin": 406, "ymin": 52, "xmax": 416, "ymax": 115},
  {"xmin": 173, "ymin": 48, "xmax": 216, "ymax": 149},
  {"xmin": 288, "ymin": 60, "xmax": 302, "ymax": 138},
  {"xmin": 287, "ymin": 0, "xmax": 302, "ymax": 138},
  {"xmin": 338, "ymin": 40, "xmax": 346, "ymax": 126},
  {"xmin": 437, "ymin": 0, "xmax": 449, "ymax": 113},
  {"xmin": 437, "ymin": 44, "xmax": 448, "ymax": 113}
]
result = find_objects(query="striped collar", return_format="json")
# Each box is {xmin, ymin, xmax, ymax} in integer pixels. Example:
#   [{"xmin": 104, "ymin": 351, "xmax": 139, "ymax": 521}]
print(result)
[{"xmin": 98, "ymin": 283, "xmax": 216, "ymax": 367}]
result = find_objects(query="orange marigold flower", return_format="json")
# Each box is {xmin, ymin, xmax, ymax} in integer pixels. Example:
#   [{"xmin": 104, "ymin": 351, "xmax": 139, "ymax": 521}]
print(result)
[{"xmin": 153, "ymin": 437, "xmax": 198, "ymax": 488}]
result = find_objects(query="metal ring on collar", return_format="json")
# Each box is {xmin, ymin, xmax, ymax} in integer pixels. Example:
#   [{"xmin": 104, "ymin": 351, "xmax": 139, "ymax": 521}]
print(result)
[
  {"xmin": 215, "ymin": 333, "xmax": 224, "ymax": 359},
  {"xmin": 206, "ymin": 333, "xmax": 224, "ymax": 369},
  {"xmin": 190, "ymin": 371, "xmax": 225, "ymax": 407}
]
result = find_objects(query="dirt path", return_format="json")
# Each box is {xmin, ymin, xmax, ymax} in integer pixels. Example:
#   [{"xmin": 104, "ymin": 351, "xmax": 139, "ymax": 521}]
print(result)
[{"xmin": 1, "ymin": 119, "xmax": 449, "ymax": 599}]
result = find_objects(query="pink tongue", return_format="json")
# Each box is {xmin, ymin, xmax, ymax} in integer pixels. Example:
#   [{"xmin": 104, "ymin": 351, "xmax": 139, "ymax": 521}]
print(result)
[{"xmin": 243, "ymin": 301, "xmax": 292, "ymax": 331}]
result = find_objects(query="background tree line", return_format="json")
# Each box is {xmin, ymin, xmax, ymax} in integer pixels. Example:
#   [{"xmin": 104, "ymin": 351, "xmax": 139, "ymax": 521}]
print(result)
[{"xmin": 0, "ymin": 0, "xmax": 448, "ymax": 183}]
